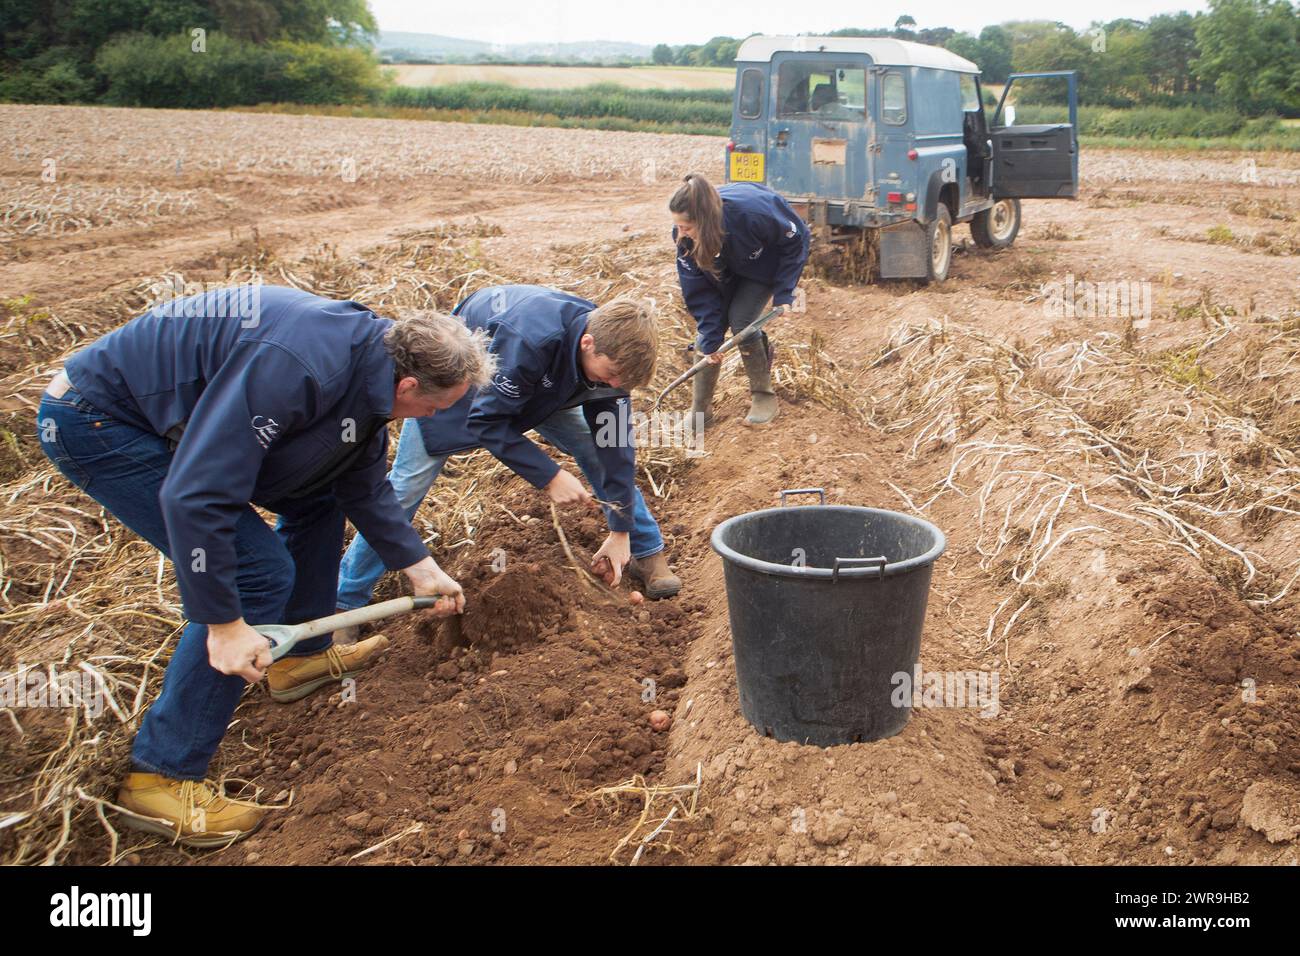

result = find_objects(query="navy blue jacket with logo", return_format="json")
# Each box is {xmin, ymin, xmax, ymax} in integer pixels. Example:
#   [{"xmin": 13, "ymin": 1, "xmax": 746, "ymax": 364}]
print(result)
[
  {"xmin": 673, "ymin": 182, "xmax": 811, "ymax": 354},
  {"xmin": 414, "ymin": 285, "xmax": 637, "ymax": 533},
  {"xmin": 63, "ymin": 284, "xmax": 429, "ymax": 624}
]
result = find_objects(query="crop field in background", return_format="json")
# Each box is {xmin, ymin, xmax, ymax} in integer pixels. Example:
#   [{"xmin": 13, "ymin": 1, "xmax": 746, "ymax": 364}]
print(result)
[
  {"xmin": 0, "ymin": 104, "xmax": 1298, "ymax": 866},
  {"xmin": 386, "ymin": 64, "xmax": 734, "ymax": 90},
  {"xmin": 309, "ymin": 75, "xmax": 1300, "ymax": 148},
  {"xmin": 383, "ymin": 83, "xmax": 732, "ymax": 135}
]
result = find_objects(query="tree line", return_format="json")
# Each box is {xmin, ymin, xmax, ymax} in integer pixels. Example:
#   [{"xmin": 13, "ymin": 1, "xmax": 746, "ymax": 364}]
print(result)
[
  {"xmin": 2, "ymin": 1, "xmax": 1296, "ymax": 117},
  {"xmin": 653, "ymin": 2, "xmax": 1299, "ymax": 116},
  {"xmin": 0, "ymin": 0, "xmax": 385, "ymax": 105}
]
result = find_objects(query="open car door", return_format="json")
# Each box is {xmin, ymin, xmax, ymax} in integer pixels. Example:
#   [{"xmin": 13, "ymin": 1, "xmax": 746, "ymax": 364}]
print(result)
[{"xmin": 990, "ymin": 71, "xmax": 1078, "ymax": 199}]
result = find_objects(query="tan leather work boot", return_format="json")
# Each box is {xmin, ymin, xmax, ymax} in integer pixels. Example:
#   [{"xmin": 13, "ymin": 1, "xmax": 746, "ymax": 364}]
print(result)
[
  {"xmin": 116, "ymin": 773, "xmax": 266, "ymax": 847},
  {"xmin": 332, "ymin": 622, "xmax": 361, "ymax": 645},
  {"xmin": 626, "ymin": 552, "xmax": 682, "ymax": 599},
  {"xmin": 266, "ymin": 634, "xmax": 390, "ymax": 703}
]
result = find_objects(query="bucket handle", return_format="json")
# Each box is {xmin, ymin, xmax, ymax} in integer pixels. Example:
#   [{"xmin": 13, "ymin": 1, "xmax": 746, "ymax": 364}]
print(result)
[
  {"xmin": 832, "ymin": 556, "xmax": 888, "ymax": 582},
  {"xmin": 779, "ymin": 487, "xmax": 825, "ymax": 506}
]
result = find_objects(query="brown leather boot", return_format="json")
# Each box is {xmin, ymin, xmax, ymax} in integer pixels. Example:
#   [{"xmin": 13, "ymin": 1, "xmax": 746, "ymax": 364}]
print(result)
[
  {"xmin": 116, "ymin": 773, "xmax": 267, "ymax": 847},
  {"xmin": 626, "ymin": 552, "xmax": 682, "ymax": 599},
  {"xmin": 266, "ymin": 634, "xmax": 390, "ymax": 703}
]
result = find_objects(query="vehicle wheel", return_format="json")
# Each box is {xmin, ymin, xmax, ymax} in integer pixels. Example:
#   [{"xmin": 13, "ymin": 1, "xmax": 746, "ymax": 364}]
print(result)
[
  {"xmin": 970, "ymin": 198, "xmax": 1021, "ymax": 249},
  {"xmin": 925, "ymin": 204, "xmax": 953, "ymax": 283}
]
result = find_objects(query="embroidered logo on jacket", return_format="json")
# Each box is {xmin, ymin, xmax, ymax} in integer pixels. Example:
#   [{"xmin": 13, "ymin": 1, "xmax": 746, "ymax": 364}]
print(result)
[
  {"xmin": 251, "ymin": 415, "xmax": 280, "ymax": 449},
  {"xmin": 493, "ymin": 373, "xmax": 522, "ymax": 398},
  {"xmin": 748, "ymin": 245, "xmax": 764, "ymax": 259},
  {"xmin": 786, "ymin": 219, "xmax": 800, "ymax": 238},
  {"xmin": 541, "ymin": 374, "xmax": 554, "ymax": 389}
]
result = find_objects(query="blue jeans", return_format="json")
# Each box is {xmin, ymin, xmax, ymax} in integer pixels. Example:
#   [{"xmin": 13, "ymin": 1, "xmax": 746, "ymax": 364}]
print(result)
[
  {"xmin": 37, "ymin": 387, "xmax": 345, "ymax": 780},
  {"xmin": 336, "ymin": 410, "xmax": 665, "ymax": 610}
]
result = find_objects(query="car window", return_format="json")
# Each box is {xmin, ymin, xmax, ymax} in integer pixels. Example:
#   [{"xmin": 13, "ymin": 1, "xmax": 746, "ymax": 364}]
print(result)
[
  {"xmin": 777, "ymin": 61, "xmax": 866, "ymax": 120},
  {"xmin": 960, "ymin": 74, "xmax": 980, "ymax": 111},
  {"xmin": 739, "ymin": 69, "xmax": 764, "ymax": 119},
  {"xmin": 882, "ymin": 72, "xmax": 906, "ymax": 125}
]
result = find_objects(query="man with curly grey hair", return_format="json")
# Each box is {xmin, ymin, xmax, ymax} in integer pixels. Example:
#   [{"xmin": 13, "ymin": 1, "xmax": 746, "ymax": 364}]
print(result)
[{"xmin": 37, "ymin": 283, "xmax": 494, "ymax": 846}]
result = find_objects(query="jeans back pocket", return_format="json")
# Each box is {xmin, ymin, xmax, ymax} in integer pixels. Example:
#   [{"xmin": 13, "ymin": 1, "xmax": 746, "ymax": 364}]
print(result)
[{"xmin": 36, "ymin": 399, "xmax": 91, "ymax": 488}]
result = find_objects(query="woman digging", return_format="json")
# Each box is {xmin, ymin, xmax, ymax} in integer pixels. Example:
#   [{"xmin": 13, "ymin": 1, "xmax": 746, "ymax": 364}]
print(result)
[{"xmin": 669, "ymin": 173, "xmax": 811, "ymax": 426}]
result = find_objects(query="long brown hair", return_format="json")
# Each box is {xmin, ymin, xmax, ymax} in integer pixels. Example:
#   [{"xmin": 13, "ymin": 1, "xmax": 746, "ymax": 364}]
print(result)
[{"xmin": 669, "ymin": 173, "xmax": 724, "ymax": 279}]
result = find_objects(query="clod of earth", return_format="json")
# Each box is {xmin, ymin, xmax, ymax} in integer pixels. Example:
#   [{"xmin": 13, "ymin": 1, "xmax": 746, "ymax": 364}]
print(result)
[
  {"xmin": 537, "ymin": 687, "xmax": 573, "ymax": 720},
  {"xmin": 811, "ymin": 812, "xmax": 852, "ymax": 846},
  {"xmin": 1239, "ymin": 782, "xmax": 1300, "ymax": 843}
]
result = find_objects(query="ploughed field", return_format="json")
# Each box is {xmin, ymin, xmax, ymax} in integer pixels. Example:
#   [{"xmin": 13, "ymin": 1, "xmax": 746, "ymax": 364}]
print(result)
[{"xmin": 1, "ymin": 104, "xmax": 1298, "ymax": 865}]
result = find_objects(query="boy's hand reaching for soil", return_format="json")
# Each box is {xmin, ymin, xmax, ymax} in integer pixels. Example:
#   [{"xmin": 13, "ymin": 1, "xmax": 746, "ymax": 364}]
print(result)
[
  {"xmin": 545, "ymin": 467, "xmax": 593, "ymax": 507},
  {"xmin": 591, "ymin": 531, "xmax": 631, "ymax": 586},
  {"xmin": 402, "ymin": 556, "xmax": 465, "ymax": 616}
]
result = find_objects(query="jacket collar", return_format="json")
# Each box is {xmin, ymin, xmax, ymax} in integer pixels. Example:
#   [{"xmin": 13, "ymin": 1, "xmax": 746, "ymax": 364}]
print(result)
[{"xmin": 363, "ymin": 317, "xmax": 397, "ymax": 420}]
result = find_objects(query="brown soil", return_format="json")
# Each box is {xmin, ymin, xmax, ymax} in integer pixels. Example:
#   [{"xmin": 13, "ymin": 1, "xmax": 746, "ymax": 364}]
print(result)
[
  {"xmin": 180, "ymin": 509, "xmax": 703, "ymax": 866},
  {"xmin": 1, "ymin": 106, "xmax": 1298, "ymax": 866}
]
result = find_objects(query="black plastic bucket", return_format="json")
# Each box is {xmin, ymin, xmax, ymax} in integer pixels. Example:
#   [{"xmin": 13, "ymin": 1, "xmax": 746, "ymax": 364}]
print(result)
[{"xmin": 710, "ymin": 488, "xmax": 947, "ymax": 746}]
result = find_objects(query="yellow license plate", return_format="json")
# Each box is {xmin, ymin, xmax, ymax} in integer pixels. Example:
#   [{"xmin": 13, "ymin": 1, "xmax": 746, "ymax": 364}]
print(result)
[{"xmin": 730, "ymin": 151, "xmax": 765, "ymax": 183}]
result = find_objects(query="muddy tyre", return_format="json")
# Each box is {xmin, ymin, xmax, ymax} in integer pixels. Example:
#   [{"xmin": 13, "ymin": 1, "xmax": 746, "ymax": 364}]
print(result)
[
  {"xmin": 970, "ymin": 198, "xmax": 1021, "ymax": 249},
  {"xmin": 925, "ymin": 204, "xmax": 953, "ymax": 284}
]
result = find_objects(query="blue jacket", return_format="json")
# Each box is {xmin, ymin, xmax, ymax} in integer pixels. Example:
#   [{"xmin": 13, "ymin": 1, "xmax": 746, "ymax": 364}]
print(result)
[
  {"xmin": 415, "ymin": 285, "xmax": 637, "ymax": 533},
  {"xmin": 674, "ymin": 182, "xmax": 810, "ymax": 353},
  {"xmin": 64, "ymin": 284, "xmax": 429, "ymax": 624}
]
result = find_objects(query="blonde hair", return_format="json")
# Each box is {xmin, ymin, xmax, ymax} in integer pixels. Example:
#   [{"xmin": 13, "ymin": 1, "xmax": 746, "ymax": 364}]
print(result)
[
  {"xmin": 385, "ymin": 310, "xmax": 496, "ymax": 394},
  {"xmin": 668, "ymin": 173, "xmax": 724, "ymax": 279},
  {"xmin": 588, "ymin": 298, "xmax": 658, "ymax": 389}
]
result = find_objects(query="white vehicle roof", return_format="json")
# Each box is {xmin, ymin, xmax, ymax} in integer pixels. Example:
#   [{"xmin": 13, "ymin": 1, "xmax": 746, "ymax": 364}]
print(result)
[{"xmin": 735, "ymin": 36, "xmax": 979, "ymax": 74}]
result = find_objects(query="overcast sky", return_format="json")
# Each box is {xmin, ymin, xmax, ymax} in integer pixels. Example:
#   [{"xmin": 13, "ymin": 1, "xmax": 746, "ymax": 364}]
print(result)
[{"xmin": 372, "ymin": 1, "xmax": 1209, "ymax": 46}]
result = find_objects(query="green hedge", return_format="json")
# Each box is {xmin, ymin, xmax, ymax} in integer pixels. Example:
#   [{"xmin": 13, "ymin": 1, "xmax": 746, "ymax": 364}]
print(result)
[
  {"xmin": 94, "ymin": 32, "xmax": 385, "ymax": 108},
  {"xmin": 384, "ymin": 81, "xmax": 732, "ymax": 126},
  {"xmin": 386, "ymin": 86, "xmax": 1288, "ymax": 144},
  {"xmin": 0, "ymin": 61, "xmax": 94, "ymax": 104},
  {"xmin": 0, "ymin": 47, "xmax": 96, "ymax": 104},
  {"xmin": 1012, "ymin": 104, "xmax": 1281, "ymax": 139}
]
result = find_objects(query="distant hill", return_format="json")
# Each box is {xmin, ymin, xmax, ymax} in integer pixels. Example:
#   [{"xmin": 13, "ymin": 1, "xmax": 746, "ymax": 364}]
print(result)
[
  {"xmin": 377, "ymin": 31, "xmax": 650, "ymax": 63},
  {"xmin": 376, "ymin": 32, "xmax": 652, "ymax": 64},
  {"xmin": 376, "ymin": 33, "xmax": 491, "ymax": 58}
]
